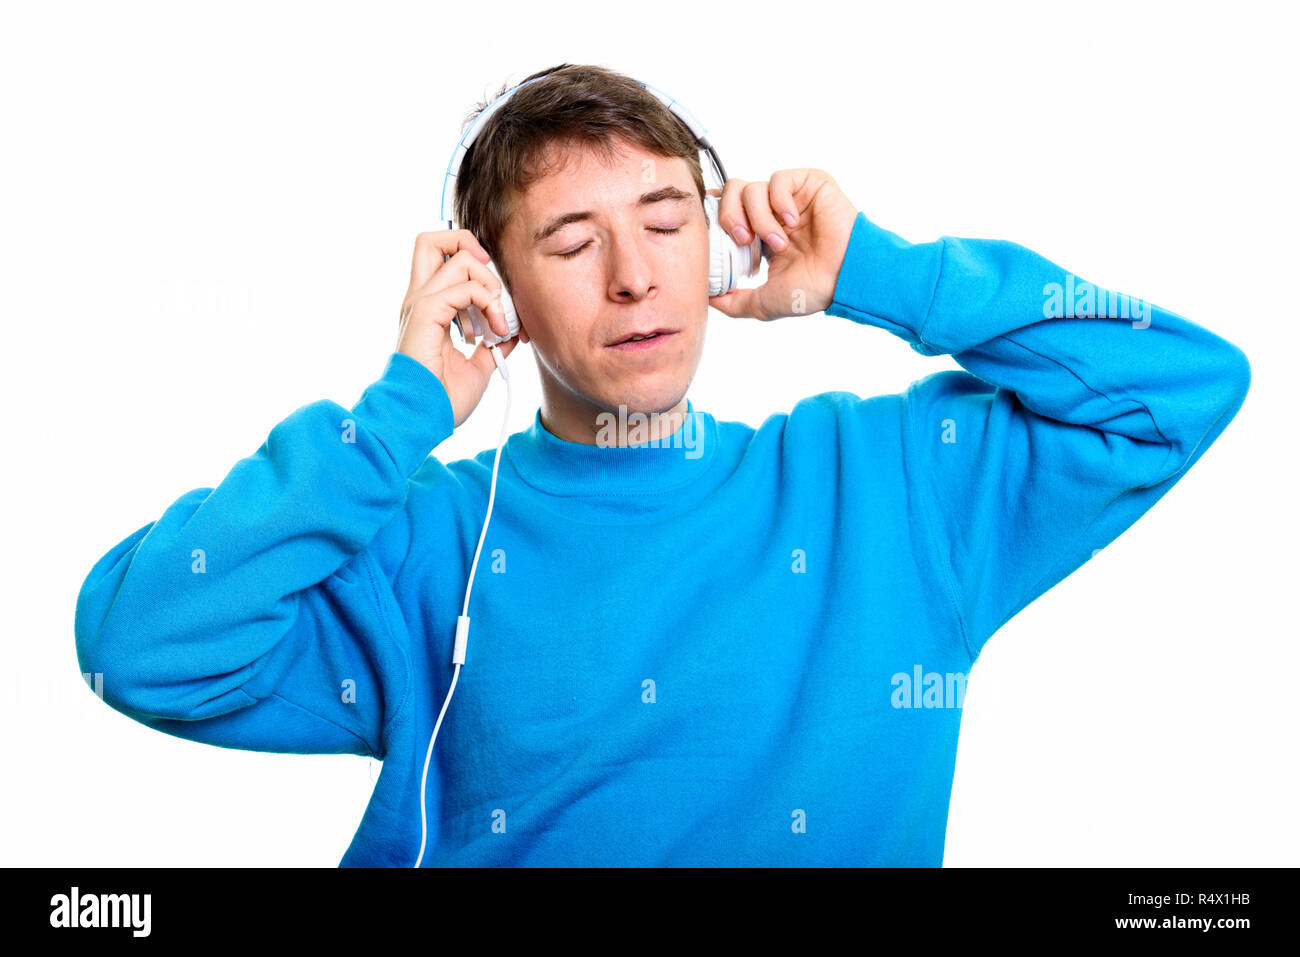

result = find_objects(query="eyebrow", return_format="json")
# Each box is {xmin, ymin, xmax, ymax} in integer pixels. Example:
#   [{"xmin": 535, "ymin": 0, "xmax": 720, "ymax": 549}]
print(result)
[{"xmin": 530, "ymin": 186, "xmax": 695, "ymax": 246}]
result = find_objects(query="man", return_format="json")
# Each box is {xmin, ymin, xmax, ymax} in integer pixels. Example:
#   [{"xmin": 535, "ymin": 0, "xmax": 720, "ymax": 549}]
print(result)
[{"xmin": 75, "ymin": 63, "xmax": 1250, "ymax": 866}]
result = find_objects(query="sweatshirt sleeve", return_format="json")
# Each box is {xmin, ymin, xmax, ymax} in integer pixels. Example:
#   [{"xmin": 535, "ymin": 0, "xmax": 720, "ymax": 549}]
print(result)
[
  {"xmin": 825, "ymin": 211, "xmax": 1251, "ymax": 664},
  {"xmin": 74, "ymin": 351, "xmax": 455, "ymax": 758}
]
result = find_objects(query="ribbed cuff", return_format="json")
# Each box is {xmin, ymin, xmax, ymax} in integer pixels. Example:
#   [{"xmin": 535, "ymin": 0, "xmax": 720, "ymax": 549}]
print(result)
[
  {"xmin": 825, "ymin": 211, "xmax": 945, "ymax": 353},
  {"xmin": 349, "ymin": 352, "xmax": 455, "ymax": 476}
]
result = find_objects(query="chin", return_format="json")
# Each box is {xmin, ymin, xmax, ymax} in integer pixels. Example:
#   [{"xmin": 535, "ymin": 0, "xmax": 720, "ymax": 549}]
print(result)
[{"xmin": 601, "ymin": 379, "xmax": 687, "ymax": 417}]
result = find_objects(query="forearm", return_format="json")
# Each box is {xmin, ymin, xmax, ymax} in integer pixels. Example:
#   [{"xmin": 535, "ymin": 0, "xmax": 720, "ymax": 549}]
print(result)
[
  {"xmin": 74, "ymin": 351, "xmax": 452, "ymax": 721},
  {"xmin": 826, "ymin": 211, "xmax": 1250, "ymax": 479}
]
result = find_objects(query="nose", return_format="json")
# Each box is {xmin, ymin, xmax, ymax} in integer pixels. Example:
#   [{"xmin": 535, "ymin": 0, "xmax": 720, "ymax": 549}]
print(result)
[{"xmin": 607, "ymin": 229, "xmax": 655, "ymax": 303}]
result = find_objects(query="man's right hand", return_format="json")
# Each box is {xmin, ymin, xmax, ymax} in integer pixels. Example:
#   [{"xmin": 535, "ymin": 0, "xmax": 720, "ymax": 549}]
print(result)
[{"xmin": 396, "ymin": 230, "xmax": 527, "ymax": 428}]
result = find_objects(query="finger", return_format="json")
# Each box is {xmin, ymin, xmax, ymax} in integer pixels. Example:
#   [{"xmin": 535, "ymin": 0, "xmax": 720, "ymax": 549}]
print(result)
[
  {"xmin": 408, "ymin": 229, "xmax": 491, "ymax": 291},
  {"xmin": 469, "ymin": 265, "xmax": 511, "ymax": 340},
  {"xmin": 412, "ymin": 249, "xmax": 509, "ymax": 338},
  {"xmin": 717, "ymin": 177, "xmax": 752, "ymax": 246},
  {"xmin": 408, "ymin": 278, "xmax": 502, "ymax": 337},
  {"xmin": 740, "ymin": 180, "xmax": 787, "ymax": 253},
  {"xmin": 767, "ymin": 170, "xmax": 800, "ymax": 229},
  {"xmin": 477, "ymin": 299, "xmax": 509, "ymax": 340}
]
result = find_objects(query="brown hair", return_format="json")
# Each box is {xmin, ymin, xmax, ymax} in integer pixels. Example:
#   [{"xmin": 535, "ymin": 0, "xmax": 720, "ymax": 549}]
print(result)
[{"xmin": 451, "ymin": 63, "xmax": 708, "ymax": 293}]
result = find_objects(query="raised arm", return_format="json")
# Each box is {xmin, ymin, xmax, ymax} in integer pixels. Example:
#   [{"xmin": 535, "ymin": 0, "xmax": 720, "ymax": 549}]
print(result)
[
  {"xmin": 826, "ymin": 210, "xmax": 1251, "ymax": 662},
  {"xmin": 76, "ymin": 226, "xmax": 522, "ymax": 755},
  {"xmin": 75, "ymin": 352, "xmax": 453, "ymax": 756}
]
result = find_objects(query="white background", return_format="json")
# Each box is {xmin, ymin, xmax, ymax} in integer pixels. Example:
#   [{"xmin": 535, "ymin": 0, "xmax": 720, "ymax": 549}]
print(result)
[{"xmin": 3, "ymin": 0, "xmax": 1294, "ymax": 867}]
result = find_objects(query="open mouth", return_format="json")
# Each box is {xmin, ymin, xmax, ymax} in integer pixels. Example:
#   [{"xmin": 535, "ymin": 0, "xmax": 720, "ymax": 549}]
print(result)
[{"xmin": 608, "ymin": 329, "xmax": 677, "ymax": 350}]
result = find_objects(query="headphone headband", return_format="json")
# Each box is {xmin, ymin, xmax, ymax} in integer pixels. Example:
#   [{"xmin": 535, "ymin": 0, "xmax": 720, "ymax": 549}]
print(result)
[{"xmin": 439, "ymin": 74, "xmax": 728, "ymax": 227}]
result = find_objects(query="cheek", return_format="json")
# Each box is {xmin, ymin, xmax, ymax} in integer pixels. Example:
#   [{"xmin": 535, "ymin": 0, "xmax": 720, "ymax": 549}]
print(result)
[
  {"xmin": 514, "ymin": 273, "xmax": 569, "ymax": 340},
  {"xmin": 534, "ymin": 266, "xmax": 599, "ymax": 309},
  {"xmin": 683, "ymin": 235, "xmax": 711, "ymax": 299}
]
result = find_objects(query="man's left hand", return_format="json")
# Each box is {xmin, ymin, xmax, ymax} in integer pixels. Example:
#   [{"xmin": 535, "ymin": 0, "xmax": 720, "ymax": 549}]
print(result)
[{"xmin": 707, "ymin": 168, "xmax": 858, "ymax": 321}]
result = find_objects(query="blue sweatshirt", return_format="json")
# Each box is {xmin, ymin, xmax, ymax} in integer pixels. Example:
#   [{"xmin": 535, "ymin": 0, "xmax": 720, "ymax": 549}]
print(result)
[{"xmin": 74, "ymin": 211, "xmax": 1250, "ymax": 866}]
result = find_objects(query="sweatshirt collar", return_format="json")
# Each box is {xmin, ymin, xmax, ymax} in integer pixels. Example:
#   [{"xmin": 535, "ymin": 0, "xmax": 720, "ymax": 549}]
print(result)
[{"xmin": 505, "ymin": 398, "xmax": 719, "ymax": 500}]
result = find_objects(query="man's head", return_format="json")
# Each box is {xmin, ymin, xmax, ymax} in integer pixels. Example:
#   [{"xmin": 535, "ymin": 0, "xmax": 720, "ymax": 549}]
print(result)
[{"xmin": 453, "ymin": 64, "xmax": 714, "ymax": 442}]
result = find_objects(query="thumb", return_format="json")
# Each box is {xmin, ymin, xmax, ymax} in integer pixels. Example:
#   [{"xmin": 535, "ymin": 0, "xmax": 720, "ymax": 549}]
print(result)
[
  {"xmin": 709, "ymin": 287, "xmax": 763, "ymax": 320},
  {"xmin": 467, "ymin": 337, "xmax": 520, "ymax": 381},
  {"xmin": 466, "ymin": 341, "xmax": 502, "ymax": 386}
]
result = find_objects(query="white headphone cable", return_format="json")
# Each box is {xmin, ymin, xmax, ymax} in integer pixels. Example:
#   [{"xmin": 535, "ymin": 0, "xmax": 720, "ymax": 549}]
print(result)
[{"xmin": 414, "ymin": 342, "xmax": 512, "ymax": 867}]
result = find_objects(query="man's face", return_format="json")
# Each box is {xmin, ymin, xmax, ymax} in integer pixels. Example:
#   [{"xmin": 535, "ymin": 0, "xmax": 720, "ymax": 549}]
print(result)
[{"xmin": 497, "ymin": 136, "xmax": 710, "ymax": 424}]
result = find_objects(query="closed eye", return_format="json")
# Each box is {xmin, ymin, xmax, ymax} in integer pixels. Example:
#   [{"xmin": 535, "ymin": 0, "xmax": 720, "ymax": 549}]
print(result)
[{"xmin": 557, "ymin": 226, "xmax": 683, "ymax": 260}]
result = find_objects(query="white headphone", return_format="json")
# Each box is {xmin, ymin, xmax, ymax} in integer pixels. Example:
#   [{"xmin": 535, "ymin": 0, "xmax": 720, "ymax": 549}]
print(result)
[{"xmin": 437, "ymin": 74, "xmax": 763, "ymax": 345}]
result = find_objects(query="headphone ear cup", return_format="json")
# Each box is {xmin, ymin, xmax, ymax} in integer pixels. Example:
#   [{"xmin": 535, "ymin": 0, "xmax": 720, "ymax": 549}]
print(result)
[
  {"xmin": 496, "ymin": 279, "xmax": 520, "ymax": 338},
  {"xmin": 704, "ymin": 193, "xmax": 761, "ymax": 296}
]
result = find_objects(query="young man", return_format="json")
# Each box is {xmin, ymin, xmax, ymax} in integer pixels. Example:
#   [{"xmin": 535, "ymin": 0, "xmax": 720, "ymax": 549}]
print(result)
[{"xmin": 75, "ymin": 63, "xmax": 1251, "ymax": 866}]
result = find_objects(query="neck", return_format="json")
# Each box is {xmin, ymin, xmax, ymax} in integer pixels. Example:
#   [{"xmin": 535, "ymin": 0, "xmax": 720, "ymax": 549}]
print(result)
[{"xmin": 539, "ymin": 376, "xmax": 690, "ymax": 446}]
